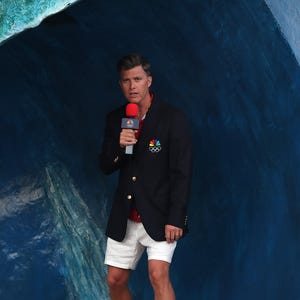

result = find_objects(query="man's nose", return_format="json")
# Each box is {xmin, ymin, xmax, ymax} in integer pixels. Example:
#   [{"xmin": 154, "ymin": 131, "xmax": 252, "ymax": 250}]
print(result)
[{"xmin": 129, "ymin": 81, "xmax": 136, "ymax": 89}]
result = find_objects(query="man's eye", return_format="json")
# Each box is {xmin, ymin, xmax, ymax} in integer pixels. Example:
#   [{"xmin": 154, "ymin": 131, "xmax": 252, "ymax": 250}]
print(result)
[{"xmin": 135, "ymin": 77, "xmax": 142, "ymax": 81}]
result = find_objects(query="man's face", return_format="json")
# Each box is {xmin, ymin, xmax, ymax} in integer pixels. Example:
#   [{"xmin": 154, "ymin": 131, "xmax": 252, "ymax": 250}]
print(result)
[{"xmin": 119, "ymin": 65, "xmax": 152, "ymax": 105}]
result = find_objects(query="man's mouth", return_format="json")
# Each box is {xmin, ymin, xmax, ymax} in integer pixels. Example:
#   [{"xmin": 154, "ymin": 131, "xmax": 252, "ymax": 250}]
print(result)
[{"xmin": 129, "ymin": 92, "xmax": 138, "ymax": 97}]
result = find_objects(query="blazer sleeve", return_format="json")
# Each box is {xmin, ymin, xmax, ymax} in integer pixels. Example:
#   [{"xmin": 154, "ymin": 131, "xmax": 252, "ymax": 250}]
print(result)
[
  {"xmin": 167, "ymin": 109, "xmax": 193, "ymax": 229},
  {"xmin": 99, "ymin": 111, "xmax": 128, "ymax": 175}
]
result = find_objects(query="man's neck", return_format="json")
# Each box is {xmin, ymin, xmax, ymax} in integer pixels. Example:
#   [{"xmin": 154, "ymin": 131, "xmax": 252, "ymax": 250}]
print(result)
[{"xmin": 138, "ymin": 93, "xmax": 152, "ymax": 119}]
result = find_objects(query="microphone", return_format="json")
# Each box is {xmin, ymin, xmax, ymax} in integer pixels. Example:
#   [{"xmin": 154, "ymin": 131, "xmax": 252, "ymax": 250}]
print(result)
[{"xmin": 121, "ymin": 103, "xmax": 139, "ymax": 154}]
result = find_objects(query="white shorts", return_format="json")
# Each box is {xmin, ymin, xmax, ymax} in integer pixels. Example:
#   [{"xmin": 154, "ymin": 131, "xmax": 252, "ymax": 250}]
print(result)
[{"xmin": 104, "ymin": 220, "xmax": 177, "ymax": 270}]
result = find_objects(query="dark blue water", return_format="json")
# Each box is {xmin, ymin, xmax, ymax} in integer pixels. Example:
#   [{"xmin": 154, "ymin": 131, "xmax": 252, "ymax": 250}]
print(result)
[
  {"xmin": 1, "ymin": 0, "xmax": 300, "ymax": 299},
  {"xmin": 0, "ymin": 174, "xmax": 67, "ymax": 300}
]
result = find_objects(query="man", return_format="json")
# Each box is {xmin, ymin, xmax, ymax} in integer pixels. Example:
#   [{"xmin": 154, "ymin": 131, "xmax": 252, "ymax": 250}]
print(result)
[{"xmin": 99, "ymin": 53, "xmax": 193, "ymax": 300}]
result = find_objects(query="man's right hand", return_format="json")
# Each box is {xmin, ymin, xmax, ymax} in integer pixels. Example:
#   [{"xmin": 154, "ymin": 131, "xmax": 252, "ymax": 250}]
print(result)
[{"xmin": 120, "ymin": 129, "xmax": 137, "ymax": 148}]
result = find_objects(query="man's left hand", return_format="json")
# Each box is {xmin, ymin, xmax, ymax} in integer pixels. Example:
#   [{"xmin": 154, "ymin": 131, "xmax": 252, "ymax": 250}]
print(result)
[{"xmin": 165, "ymin": 225, "xmax": 183, "ymax": 243}]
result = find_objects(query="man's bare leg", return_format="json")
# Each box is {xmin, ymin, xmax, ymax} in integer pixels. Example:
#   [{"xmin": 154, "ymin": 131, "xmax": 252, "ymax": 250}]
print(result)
[
  {"xmin": 107, "ymin": 265, "xmax": 131, "ymax": 300},
  {"xmin": 148, "ymin": 260, "xmax": 175, "ymax": 300}
]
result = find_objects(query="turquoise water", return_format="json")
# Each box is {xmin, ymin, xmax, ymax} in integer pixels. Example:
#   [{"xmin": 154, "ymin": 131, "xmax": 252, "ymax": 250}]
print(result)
[{"xmin": 0, "ymin": 0, "xmax": 79, "ymax": 44}]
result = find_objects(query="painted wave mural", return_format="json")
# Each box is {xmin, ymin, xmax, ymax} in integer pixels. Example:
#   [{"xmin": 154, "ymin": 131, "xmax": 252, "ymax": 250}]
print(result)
[{"xmin": 1, "ymin": 0, "xmax": 300, "ymax": 299}]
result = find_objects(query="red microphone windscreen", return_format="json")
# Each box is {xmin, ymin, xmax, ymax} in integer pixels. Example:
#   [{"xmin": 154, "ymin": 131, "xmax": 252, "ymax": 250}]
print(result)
[{"xmin": 126, "ymin": 103, "xmax": 138, "ymax": 117}]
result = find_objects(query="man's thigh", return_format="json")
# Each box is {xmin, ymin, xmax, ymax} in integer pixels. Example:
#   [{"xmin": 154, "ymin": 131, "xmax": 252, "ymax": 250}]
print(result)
[
  {"xmin": 138, "ymin": 224, "xmax": 177, "ymax": 263},
  {"xmin": 105, "ymin": 221, "xmax": 145, "ymax": 270}
]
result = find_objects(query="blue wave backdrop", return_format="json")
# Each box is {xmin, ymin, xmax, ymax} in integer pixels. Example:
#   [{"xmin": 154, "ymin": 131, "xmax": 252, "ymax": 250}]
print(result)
[{"xmin": 1, "ymin": 0, "xmax": 300, "ymax": 299}]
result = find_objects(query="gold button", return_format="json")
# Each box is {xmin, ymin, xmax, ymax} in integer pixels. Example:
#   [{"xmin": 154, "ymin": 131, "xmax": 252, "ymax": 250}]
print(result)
[
  {"xmin": 132, "ymin": 176, "xmax": 137, "ymax": 182},
  {"xmin": 184, "ymin": 216, "xmax": 188, "ymax": 225},
  {"xmin": 127, "ymin": 195, "xmax": 132, "ymax": 200}
]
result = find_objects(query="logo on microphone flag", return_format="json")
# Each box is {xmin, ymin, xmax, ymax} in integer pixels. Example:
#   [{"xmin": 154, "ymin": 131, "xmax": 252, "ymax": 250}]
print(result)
[
  {"xmin": 126, "ymin": 119, "xmax": 134, "ymax": 126},
  {"xmin": 149, "ymin": 139, "xmax": 162, "ymax": 153}
]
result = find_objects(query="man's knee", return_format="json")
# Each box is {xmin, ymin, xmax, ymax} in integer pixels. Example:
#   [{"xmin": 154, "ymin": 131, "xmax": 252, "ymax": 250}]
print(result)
[
  {"xmin": 148, "ymin": 260, "xmax": 170, "ymax": 287},
  {"xmin": 149, "ymin": 269, "xmax": 167, "ymax": 286},
  {"xmin": 107, "ymin": 266, "xmax": 130, "ymax": 289},
  {"xmin": 107, "ymin": 274, "xmax": 124, "ymax": 289}
]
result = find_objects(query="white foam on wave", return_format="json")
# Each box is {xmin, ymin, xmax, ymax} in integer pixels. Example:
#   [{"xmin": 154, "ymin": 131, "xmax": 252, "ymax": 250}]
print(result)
[
  {"xmin": 265, "ymin": 0, "xmax": 300, "ymax": 65},
  {"xmin": 0, "ymin": 174, "xmax": 45, "ymax": 220},
  {"xmin": 0, "ymin": 0, "xmax": 80, "ymax": 44}
]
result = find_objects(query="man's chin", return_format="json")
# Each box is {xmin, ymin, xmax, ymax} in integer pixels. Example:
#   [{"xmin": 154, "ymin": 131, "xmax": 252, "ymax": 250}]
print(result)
[{"xmin": 127, "ymin": 99, "xmax": 140, "ymax": 104}]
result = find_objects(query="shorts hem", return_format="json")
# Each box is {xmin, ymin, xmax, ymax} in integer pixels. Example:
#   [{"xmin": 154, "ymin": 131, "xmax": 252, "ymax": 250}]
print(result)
[
  {"xmin": 147, "ymin": 255, "xmax": 173, "ymax": 264},
  {"xmin": 105, "ymin": 259, "xmax": 137, "ymax": 270}
]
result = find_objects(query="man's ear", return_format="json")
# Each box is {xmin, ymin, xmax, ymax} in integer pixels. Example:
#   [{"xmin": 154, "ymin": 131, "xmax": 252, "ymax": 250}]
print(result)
[{"xmin": 147, "ymin": 76, "xmax": 152, "ymax": 87}]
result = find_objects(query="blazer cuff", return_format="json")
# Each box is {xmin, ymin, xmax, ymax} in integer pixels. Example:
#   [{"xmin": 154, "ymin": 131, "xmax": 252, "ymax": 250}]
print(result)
[{"xmin": 167, "ymin": 210, "xmax": 186, "ymax": 230}]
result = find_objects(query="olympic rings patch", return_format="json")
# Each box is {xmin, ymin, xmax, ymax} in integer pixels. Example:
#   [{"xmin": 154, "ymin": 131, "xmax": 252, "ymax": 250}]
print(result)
[{"xmin": 149, "ymin": 139, "xmax": 162, "ymax": 153}]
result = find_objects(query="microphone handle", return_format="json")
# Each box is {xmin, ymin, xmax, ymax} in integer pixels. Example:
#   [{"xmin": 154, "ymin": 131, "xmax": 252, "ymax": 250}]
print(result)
[
  {"xmin": 121, "ymin": 117, "xmax": 139, "ymax": 155},
  {"xmin": 125, "ymin": 145, "xmax": 134, "ymax": 155}
]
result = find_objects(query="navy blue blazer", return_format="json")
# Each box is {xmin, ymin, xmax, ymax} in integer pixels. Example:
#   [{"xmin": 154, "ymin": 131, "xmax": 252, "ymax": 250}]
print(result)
[{"xmin": 99, "ymin": 96, "xmax": 193, "ymax": 241}]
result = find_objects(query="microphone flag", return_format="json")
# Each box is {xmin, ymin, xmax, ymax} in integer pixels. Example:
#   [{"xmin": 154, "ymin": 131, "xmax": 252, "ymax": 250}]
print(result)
[{"xmin": 121, "ymin": 103, "xmax": 139, "ymax": 154}]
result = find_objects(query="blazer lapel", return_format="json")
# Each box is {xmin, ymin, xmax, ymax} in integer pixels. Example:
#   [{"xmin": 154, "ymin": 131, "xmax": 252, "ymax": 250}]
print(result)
[{"xmin": 134, "ymin": 97, "xmax": 162, "ymax": 156}]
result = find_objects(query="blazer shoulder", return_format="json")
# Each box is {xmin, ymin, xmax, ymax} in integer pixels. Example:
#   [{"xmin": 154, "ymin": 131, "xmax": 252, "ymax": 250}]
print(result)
[{"xmin": 156, "ymin": 100, "xmax": 189, "ymax": 123}]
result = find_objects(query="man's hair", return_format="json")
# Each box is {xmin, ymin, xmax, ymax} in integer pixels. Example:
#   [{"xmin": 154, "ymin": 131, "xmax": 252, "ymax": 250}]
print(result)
[{"xmin": 117, "ymin": 53, "xmax": 151, "ymax": 76}]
